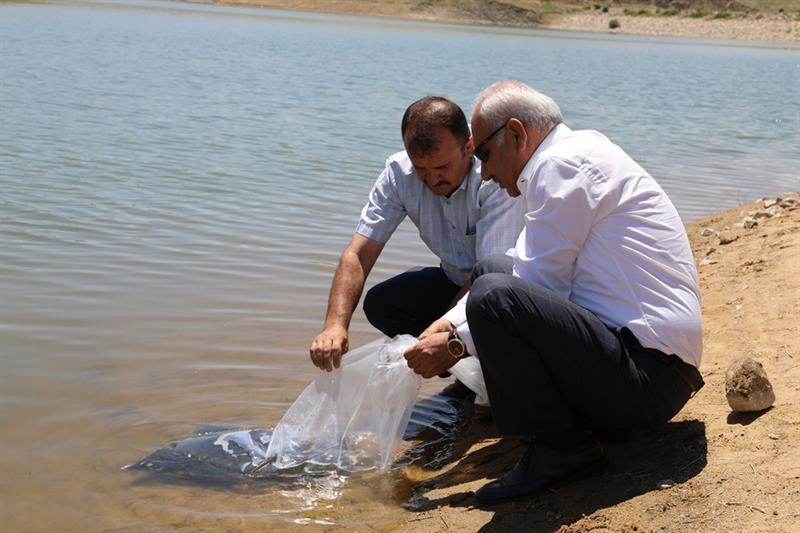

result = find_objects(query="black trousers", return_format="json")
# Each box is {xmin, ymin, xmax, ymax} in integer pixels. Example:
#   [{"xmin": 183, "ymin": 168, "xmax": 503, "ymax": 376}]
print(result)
[
  {"xmin": 363, "ymin": 266, "xmax": 461, "ymax": 337},
  {"xmin": 466, "ymin": 256, "xmax": 698, "ymax": 438}
]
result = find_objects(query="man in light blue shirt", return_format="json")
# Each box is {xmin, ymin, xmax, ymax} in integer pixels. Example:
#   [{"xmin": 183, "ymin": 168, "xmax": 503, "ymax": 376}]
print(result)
[{"xmin": 309, "ymin": 96, "xmax": 524, "ymax": 372}]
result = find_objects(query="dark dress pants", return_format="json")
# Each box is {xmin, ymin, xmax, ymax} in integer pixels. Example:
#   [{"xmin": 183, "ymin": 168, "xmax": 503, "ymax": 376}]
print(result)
[
  {"xmin": 363, "ymin": 266, "xmax": 461, "ymax": 337},
  {"xmin": 466, "ymin": 270, "xmax": 695, "ymax": 438}
]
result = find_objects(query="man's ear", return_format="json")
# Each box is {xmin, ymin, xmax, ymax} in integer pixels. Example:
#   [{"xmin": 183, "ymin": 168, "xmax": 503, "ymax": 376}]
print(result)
[
  {"xmin": 507, "ymin": 118, "xmax": 527, "ymax": 149},
  {"xmin": 465, "ymin": 135, "xmax": 475, "ymax": 155}
]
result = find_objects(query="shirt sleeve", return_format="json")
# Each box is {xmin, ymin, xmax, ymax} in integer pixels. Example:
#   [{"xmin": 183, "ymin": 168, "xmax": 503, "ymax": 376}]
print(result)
[
  {"xmin": 513, "ymin": 157, "xmax": 598, "ymax": 299},
  {"xmin": 442, "ymin": 293, "xmax": 478, "ymax": 356},
  {"xmin": 475, "ymin": 183, "xmax": 524, "ymax": 260},
  {"xmin": 354, "ymin": 161, "xmax": 407, "ymax": 243}
]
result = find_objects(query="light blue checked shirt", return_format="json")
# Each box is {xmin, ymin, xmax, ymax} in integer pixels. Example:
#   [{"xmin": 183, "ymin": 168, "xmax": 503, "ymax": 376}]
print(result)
[{"xmin": 355, "ymin": 150, "xmax": 525, "ymax": 286}]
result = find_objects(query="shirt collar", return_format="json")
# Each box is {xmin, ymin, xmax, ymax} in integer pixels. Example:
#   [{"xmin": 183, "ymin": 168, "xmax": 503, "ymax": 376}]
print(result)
[{"xmin": 516, "ymin": 123, "xmax": 572, "ymax": 198}]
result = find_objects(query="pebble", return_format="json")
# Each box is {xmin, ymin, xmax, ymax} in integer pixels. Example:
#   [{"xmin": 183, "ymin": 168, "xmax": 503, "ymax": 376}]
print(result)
[
  {"xmin": 725, "ymin": 358, "xmax": 776, "ymax": 412},
  {"xmin": 739, "ymin": 198, "xmax": 794, "ymax": 228},
  {"xmin": 742, "ymin": 216, "xmax": 758, "ymax": 229},
  {"xmin": 765, "ymin": 205, "xmax": 783, "ymax": 218},
  {"xmin": 701, "ymin": 228, "xmax": 715, "ymax": 237},
  {"xmin": 657, "ymin": 479, "xmax": 675, "ymax": 489},
  {"xmin": 718, "ymin": 231, "xmax": 739, "ymax": 245}
]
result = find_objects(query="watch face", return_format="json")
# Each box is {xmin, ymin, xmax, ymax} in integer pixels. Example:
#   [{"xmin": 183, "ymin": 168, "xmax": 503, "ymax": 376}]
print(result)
[{"xmin": 447, "ymin": 337, "xmax": 465, "ymax": 358}]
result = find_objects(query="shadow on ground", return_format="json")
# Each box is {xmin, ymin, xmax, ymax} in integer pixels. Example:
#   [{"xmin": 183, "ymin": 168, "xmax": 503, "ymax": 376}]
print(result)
[
  {"xmin": 404, "ymin": 418, "xmax": 708, "ymax": 531},
  {"xmin": 727, "ymin": 406, "xmax": 772, "ymax": 425}
]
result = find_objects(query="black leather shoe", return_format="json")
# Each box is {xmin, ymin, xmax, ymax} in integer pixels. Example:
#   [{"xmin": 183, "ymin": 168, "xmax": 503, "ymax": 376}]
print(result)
[{"xmin": 474, "ymin": 439, "xmax": 606, "ymax": 505}]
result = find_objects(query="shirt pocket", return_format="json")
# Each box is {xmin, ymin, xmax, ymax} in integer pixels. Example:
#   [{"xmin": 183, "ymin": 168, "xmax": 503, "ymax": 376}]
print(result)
[{"xmin": 464, "ymin": 225, "xmax": 477, "ymax": 257}]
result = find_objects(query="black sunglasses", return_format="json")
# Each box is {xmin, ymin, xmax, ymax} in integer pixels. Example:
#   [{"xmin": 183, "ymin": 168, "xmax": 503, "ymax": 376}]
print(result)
[{"xmin": 473, "ymin": 122, "xmax": 507, "ymax": 163}]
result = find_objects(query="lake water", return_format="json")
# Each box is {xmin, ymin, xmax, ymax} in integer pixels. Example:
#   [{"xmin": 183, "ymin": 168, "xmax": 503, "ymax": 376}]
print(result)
[{"xmin": 1, "ymin": 0, "xmax": 798, "ymax": 529}]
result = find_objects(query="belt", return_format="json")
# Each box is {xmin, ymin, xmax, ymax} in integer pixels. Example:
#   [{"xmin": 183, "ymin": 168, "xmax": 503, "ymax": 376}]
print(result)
[
  {"xmin": 619, "ymin": 327, "xmax": 704, "ymax": 394},
  {"xmin": 647, "ymin": 346, "xmax": 704, "ymax": 394},
  {"xmin": 667, "ymin": 354, "xmax": 705, "ymax": 394}
]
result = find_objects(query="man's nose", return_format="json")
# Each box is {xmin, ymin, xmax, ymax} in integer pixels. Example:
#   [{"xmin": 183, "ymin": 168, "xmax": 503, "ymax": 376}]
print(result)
[
  {"xmin": 424, "ymin": 170, "xmax": 442, "ymax": 184},
  {"xmin": 422, "ymin": 171, "xmax": 437, "ymax": 186}
]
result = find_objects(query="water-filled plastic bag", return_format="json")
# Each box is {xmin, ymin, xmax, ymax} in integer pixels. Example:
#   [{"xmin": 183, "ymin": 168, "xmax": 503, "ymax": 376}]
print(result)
[{"xmin": 264, "ymin": 335, "xmax": 420, "ymax": 471}]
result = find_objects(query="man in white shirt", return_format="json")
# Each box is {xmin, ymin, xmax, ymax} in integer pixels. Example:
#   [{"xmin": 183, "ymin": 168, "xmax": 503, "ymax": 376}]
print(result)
[
  {"xmin": 309, "ymin": 96, "xmax": 523, "ymax": 372},
  {"xmin": 404, "ymin": 81, "xmax": 704, "ymax": 504}
]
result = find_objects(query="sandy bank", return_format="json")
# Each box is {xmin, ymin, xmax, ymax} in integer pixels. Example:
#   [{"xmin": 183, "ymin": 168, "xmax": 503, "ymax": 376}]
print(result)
[
  {"xmin": 192, "ymin": 0, "xmax": 799, "ymax": 44},
  {"xmin": 547, "ymin": 10, "xmax": 799, "ymax": 43}
]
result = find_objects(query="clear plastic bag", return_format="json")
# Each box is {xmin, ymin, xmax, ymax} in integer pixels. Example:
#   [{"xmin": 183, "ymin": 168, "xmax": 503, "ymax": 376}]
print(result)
[
  {"xmin": 449, "ymin": 355, "xmax": 490, "ymax": 406},
  {"xmin": 265, "ymin": 335, "xmax": 420, "ymax": 471}
]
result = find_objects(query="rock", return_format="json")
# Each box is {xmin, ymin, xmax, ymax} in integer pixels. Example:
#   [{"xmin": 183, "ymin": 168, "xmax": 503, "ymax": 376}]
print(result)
[
  {"xmin": 765, "ymin": 205, "xmax": 783, "ymax": 218},
  {"xmin": 700, "ymin": 228, "xmax": 715, "ymax": 237},
  {"xmin": 763, "ymin": 198, "xmax": 779, "ymax": 209},
  {"xmin": 742, "ymin": 216, "xmax": 758, "ymax": 229},
  {"xmin": 725, "ymin": 358, "xmax": 776, "ymax": 412},
  {"xmin": 718, "ymin": 231, "xmax": 739, "ymax": 245},
  {"xmin": 657, "ymin": 479, "xmax": 675, "ymax": 489},
  {"xmin": 779, "ymin": 197, "xmax": 797, "ymax": 209},
  {"xmin": 700, "ymin": 258, "xmax": 718, "ymax": 266}
]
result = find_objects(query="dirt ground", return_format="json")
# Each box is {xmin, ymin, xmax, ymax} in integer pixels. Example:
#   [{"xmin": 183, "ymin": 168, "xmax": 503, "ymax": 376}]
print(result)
[{"xmin": 391, "ymin": 193, "xmax": 800, "ymax": 532}]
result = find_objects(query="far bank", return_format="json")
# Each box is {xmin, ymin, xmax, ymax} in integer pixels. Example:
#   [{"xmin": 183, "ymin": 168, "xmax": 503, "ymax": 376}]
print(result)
[{"xmin": 186, "ymin": 0, "xmax": 799, "ymax": 44}]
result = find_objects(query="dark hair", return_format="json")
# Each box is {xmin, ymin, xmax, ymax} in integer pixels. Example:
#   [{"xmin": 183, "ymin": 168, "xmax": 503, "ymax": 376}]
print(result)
[{"xmin": 400, "ymin": 96, "xmax": 470, "ymax": 156}]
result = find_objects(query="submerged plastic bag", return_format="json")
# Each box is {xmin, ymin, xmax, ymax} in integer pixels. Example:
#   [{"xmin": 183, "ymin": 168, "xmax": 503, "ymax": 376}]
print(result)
[{"xmin": 265, "ymin": 335, "xmax": 420, "ymax": 471}]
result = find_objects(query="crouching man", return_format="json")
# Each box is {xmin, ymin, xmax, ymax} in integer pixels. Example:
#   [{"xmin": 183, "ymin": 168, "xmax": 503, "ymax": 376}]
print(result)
[
  {"xmin": 404, "ymin": 81, "xmax": 703, "ymax": 505},
  {"xmin": 310, "ymin": 96, "xmax": 524, "ymax": 372}
]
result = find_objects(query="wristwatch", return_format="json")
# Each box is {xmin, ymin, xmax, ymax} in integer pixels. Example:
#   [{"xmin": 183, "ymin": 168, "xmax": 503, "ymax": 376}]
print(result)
[{"xmin": 447, "ymin": 329, "xmax": 467, "ymax": 360}]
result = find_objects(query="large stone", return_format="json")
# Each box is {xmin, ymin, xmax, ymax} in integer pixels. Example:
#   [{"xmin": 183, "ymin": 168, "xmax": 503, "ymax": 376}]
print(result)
[{"xmin": 725, "ymin": 358, "xmax": 776, "ymax": 412}]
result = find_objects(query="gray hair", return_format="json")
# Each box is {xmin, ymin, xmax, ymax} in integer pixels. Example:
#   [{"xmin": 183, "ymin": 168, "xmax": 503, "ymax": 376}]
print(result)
[{"xmin": 473, "ymin": 81, "xmax": 562, "ymax": 140}]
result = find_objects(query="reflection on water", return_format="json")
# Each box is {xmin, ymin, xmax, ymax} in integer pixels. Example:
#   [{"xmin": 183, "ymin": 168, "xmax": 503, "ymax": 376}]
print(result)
[{"xmin": 0, "ymin": 0, "xmax": 798, "ymax": 529}]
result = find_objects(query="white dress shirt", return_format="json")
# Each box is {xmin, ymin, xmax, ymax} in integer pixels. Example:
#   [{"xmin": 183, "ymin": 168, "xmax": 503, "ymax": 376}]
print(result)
[
  {"xmin": 356, "ymin": 151, "xmax": 524, "ymax": 286},
  {"xmin": 445, "ymin": 124, "xmax": 703, "ymax": 368}
]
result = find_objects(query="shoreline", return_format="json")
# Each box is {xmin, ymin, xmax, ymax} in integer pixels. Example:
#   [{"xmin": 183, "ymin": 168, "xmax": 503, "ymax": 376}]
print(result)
[
  {"xmin": 389, "ymin": 193, "xmax": 800, "ymax": 531},
  {"xmin": 188, "ymin": 0, "xmax": 800, "ymax": 44}
]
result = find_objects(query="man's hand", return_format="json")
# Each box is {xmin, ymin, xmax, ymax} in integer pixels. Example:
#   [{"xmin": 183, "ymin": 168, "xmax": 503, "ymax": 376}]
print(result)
[
  {"xmin": 404, "ymin": 331, "xmax": 457, "ymax": 378},
  {"xmin": 310, "ymin": 326, "xmax": 349, "ymax": 372},
  {"xmin": 418, "ymin": 317, "xmax": 454, "ymax": 340}
]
